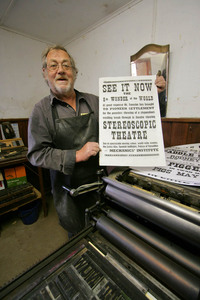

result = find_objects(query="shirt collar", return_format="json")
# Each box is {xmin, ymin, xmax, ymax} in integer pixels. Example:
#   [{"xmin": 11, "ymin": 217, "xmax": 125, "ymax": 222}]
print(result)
[{"xmin": 50, "ymin": 89, "xmax": 88, "ymax": 106}]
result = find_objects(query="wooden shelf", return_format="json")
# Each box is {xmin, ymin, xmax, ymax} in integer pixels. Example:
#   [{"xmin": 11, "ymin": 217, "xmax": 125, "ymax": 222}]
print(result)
[
  {"xmin": 0, "ymin": 119, "xmax": 48, "ymax": 218},
  {"xmin": 0, "ymin": 186, "xmax": 41, "ymax": 216},
  {"xmin": 0, "ymin": 154, "xmax": 47, "ymax": 217}
]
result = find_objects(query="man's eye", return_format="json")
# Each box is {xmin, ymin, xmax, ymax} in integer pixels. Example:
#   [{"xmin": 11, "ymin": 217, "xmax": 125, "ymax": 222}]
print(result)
[
  {"xmin": 51, "ymin": 64, "xmax": 57, "ymax": 68},
  {"xmin": 63, "ymin": 64, "xmax": 70, "ymax": 68}
]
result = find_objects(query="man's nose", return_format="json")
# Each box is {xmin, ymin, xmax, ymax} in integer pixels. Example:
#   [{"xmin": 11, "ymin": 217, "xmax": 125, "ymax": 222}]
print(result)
[{"xmin": 57, "ymin": 64, "xmax": 65, "ymax": 72}]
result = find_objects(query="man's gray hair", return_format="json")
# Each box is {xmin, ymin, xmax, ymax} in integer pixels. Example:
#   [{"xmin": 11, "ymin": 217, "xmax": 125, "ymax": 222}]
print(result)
[{"xmin": 42, "ymin": 45, "xmax": 78, "ymax": 76}]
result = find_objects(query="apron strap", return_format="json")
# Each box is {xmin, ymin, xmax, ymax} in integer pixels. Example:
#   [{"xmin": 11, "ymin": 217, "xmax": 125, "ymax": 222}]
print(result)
[{"xmin": 51, "ymin": 104, "xmax": 59, "ymax": 131}]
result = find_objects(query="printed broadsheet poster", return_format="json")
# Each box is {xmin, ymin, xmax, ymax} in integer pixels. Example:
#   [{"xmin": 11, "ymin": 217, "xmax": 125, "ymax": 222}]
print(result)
[
  {"xmin": 132, "ymin": 143, "xmax": 200, "ymax": 186},
  {"xmin": 99, "ymin": 75, "xmax": 166, "ymax": 167}
]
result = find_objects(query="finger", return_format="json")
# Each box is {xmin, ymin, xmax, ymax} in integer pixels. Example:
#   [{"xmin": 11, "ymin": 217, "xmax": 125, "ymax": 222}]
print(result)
[{"xmin": 92, "ymin": 149, "xmax": 98, "ymax": 156}]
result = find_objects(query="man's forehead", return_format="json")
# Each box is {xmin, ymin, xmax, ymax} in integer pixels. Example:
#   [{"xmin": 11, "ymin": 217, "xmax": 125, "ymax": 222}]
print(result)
[{"xmin": 47, "ymin": 49, "xmax": 70, "ymax": 61}]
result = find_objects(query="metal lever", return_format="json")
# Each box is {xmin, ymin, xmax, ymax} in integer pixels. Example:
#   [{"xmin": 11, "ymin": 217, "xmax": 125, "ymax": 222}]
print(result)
[
  {"xmin": 62, "ymin": 169, "xmax": 106, "ymax": 197},
  {"xmin": 62, "ymin": 181, "xmax": 103, "ymax": 197}
]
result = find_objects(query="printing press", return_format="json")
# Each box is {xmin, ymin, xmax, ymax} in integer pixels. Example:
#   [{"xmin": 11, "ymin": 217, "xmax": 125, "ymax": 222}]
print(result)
[{"xmin": 0, "ymin": 167, "xmax": 200, "ymax": 300}]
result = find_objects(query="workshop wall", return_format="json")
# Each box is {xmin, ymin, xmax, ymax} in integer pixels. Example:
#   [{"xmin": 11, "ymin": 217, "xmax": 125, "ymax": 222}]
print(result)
[
  {"xmin": 66, "ymin": 0, "xmax": 200, "ymax": 118},
  {"xmin": 0, "ymin": 29, "xmax": 48, "ymax": 118}
]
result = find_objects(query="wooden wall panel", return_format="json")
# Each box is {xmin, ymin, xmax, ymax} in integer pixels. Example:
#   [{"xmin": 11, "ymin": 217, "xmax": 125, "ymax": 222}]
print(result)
[
  {"xmin": 170, "ymin": 122, "xmax": 188, "ymax": 146},
  {"xmin": 161, "ymin": 121, "xmax": 172, "ymax": 147},
  {"xmin": 186, "ymin": 122, "xmax": 200, "ymax": 144},
  {"xmin": 161, "ymin": 118, "xmax": 200, "ymax": 147}
]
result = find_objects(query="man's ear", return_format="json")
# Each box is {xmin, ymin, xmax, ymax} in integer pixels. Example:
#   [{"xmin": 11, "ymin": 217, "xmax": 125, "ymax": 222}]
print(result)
[
  {"xmin": 42, "ymin": 68, "xmax": 49, "ymax": 86},
  {"xmin": 42, "ymin": 67, "xmax": 47, "ymax": 79}
]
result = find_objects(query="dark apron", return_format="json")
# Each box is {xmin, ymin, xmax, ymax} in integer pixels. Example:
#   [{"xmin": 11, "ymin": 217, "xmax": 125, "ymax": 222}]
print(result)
[{"xmin": 50, "ymin": 103, "xmax": 100, "ymax": 233}]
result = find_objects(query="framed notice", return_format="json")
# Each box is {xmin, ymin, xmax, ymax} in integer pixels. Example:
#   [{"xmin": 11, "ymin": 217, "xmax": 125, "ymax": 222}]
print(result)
[{"xmin": 99, "ymin": 75, "xmax": 166, "ymax": 167}]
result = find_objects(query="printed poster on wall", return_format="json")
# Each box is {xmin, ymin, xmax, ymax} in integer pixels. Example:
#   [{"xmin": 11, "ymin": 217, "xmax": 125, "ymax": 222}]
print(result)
[{"xmin": 99, "ymin": 75, "xmax": 166, "ymax": 167}]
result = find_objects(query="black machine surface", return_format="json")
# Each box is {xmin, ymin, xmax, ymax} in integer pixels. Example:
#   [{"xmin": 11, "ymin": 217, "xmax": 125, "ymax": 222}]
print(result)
[{"xmin": 0, "ymin": 168, "xmax": 200, "ymax": 300}]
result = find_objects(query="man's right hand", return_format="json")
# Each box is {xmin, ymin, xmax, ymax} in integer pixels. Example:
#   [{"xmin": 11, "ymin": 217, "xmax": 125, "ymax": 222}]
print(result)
[{"xmin": 76, "ymin": 142, "xmax": 100, "ymax": 162}]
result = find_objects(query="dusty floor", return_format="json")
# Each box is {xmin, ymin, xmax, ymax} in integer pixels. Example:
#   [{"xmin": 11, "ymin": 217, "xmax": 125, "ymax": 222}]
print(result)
[{"xmin": 0, "ymin": 196, "xmax": 68, "ymax": 288}]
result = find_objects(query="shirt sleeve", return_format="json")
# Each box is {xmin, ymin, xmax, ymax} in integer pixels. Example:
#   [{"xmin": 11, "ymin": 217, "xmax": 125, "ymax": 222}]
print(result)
[{"xmin": 27, "ymin": 101, "xmax": 75, "ymax": 175}]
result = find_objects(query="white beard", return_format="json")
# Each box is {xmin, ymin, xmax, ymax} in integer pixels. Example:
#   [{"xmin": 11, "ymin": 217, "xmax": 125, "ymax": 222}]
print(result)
[{"xmin": 54, "ymin": 81, "xmax": 72, "ymax": 95}]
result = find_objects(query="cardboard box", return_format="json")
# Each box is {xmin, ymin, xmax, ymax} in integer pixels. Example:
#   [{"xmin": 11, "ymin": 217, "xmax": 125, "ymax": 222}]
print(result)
[
  {"xmin": 4, "ymin": 166, "xmax": 27, "ymax": 188},
  {"xmin": 15, "ymin": 166, "xmax": 26, "ymax": 178},
  {"xmin": 4, "ymin": 168, "xmax": 16, "ymax": 181}
]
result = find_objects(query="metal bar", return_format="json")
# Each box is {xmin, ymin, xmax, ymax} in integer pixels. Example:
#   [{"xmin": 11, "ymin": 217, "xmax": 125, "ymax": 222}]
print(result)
[
  {"xmin": 104, "ymin": 179, "xmax": 200, "ymax": 248},
  {"xmin": 106, "ymin": 208, "xmax": 200, "ymax": 278},
  {"xmin": 103, "ymin": 177, "xmax": 200, "ymax": 225},
  {"xmin": 96, "ymin": 215, "xmax": 200, "ymax": 300}
]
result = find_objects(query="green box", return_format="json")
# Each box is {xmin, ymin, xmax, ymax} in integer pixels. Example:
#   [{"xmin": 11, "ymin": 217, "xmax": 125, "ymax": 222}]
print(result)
[{"xmin": 7, "ymin": 176, "xmax": 27, "ymax": 188}]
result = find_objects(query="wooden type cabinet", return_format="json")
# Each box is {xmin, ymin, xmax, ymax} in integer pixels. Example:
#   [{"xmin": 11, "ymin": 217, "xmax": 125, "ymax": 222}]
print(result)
[
  {"xmin": 0, "ymin": 155, "xmax": 47, "ymax": 217},
  {"xmin": 0, "ymin": 118, "xmax": 47, "ymax": 217}
]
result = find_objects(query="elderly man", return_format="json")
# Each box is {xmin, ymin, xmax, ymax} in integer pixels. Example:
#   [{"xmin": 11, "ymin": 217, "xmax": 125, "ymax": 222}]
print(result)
[{"xmin": 28, "ymin": 45, "xmax": 101, "ymax": 237}]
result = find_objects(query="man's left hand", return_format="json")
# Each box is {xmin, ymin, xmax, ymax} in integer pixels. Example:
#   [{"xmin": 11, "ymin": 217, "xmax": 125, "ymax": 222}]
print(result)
[{"xmin": 155, "ymin": 75, "xmax": 166, "ymax": 93}]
